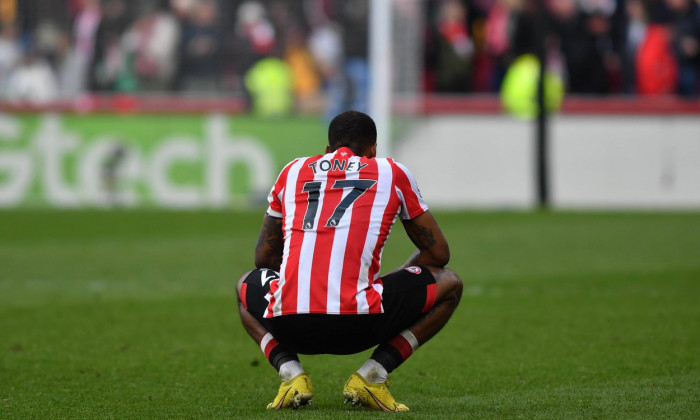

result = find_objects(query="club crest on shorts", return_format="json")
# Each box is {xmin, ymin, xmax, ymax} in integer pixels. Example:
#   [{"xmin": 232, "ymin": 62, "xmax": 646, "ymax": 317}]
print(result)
[{"xmin": 404, "ymin": 266, "xmax": 422, "ymax": 274}]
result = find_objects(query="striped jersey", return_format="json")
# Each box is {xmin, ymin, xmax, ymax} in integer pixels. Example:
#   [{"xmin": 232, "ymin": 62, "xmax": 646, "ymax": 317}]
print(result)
[{"xmin": 263, "ymin": 146, "xmax": 428, "ymax": 317}]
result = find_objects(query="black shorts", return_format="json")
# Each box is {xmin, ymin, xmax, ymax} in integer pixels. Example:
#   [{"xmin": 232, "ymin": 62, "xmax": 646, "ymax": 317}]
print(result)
[{"xmin": 240, "ymin": 267, "xmax": 437, "ymax": 355}]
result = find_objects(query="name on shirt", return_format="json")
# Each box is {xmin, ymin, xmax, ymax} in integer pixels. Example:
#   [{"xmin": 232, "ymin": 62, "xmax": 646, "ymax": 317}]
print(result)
[{"xmin": 308, "ymin": 159, "xmax": 368, "ymax": 174}]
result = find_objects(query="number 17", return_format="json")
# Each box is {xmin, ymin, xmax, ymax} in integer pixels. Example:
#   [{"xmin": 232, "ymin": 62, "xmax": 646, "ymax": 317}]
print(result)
[{"xmin": 302, "ymin": 179, "xmax": 376, "ymax": 230}]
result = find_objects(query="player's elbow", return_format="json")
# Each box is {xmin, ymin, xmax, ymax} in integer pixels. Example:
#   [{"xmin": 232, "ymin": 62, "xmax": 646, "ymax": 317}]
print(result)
[
  {"xmin": 436, "ymin": 250, "xmax": 450, "ymax": 267},
  {"xmin": 428, "ymin": 242, "xmax": 450, "ymax": 267}
]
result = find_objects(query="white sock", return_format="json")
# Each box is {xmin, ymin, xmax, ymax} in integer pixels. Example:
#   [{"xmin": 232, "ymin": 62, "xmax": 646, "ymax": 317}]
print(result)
[
  {"xmin": 278, "ymin": 360, "xmax": 304, "ymax": 382},
  {"xmin": 357, "ymin": 359, "xmax": 388, "ymax": 384}
]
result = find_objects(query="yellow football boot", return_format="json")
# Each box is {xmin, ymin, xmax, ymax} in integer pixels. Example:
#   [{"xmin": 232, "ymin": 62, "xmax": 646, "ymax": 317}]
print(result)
[
  {"xmin": 266, "ymin": 372, "xmax": 314, "ymax": 410},
  {"xmin": 343, "ymin": 373, "xmax": 409, "ymax": 412}
]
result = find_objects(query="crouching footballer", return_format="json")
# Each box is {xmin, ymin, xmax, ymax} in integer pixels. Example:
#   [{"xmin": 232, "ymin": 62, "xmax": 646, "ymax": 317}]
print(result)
[{"xmin": 235, "ymin": 111, "xmax": 462, "ymax": 411}]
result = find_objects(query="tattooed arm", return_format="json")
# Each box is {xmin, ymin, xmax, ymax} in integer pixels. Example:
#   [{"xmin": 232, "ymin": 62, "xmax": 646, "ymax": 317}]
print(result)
[
  {"xmin": 399, "ymin": 211, "xmax": 450, "ymax": 269},
  {"xmin": 254, "ymin": 214, "xmax": 284, "ymax": 271}
]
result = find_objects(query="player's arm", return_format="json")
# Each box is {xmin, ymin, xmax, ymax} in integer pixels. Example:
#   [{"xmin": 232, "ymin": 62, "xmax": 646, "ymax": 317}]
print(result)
[
  {"xmin": 254, "ymin": 214, "xmax": 284, "ymax": 271},
  {"xmin": 400, "ymin": 210, "xmax": 450, "ymax": 269}
]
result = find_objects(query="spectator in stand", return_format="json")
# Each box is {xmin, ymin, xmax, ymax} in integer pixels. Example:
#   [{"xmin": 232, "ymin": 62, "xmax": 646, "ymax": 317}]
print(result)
[
  {"xmin": 268, "ymin": 0, "xmax": 308, "ymax": 42},
  {"xmin": 55, "ymin": 30, "xmax": 84, "ymax": 99},
  {"xmin": 433, "ymin": 0, "xmax": 474, "ymax": 92},
  {"xmin": 0, "ymin": 0, "xmax": 17, "ymax": 28},
  {"xmin": 120, "ymin": 0, "xmax": 180, "ymax": 92},
  {"xmin": 5, "ymin": 46, "xmax": 58, "ymax": 104},
  {"xmin": 70, "ymin": 0, "xmax": 101, "ymax": 96},
  {"xmin": 636, "ymin": 5, "xmax": 679, "ymax": 94},
  {"xmin": 624, "ymin": 0, "xmax": 648, "ymax": 93},
  {"xmin": 666, "ymin": 0, "xmax": 700, "ymax": 96},
  {"xmin": 283, "ymin": 27, "xmax": 322, "ymax": 113},
  {"xmin": 16, "ymin": 0, "xmax": 70, "ymax": 66},
  {"xmin": 32, "ymin": 21, "xmax": 63, "ymax": 69},
  {"xmin": 484, "ymin": 0, "xmax": 522, "ymax": 91},
  {"xmin": 169, "ymin": 0, "xmax": 199, "ymax": 20},
  {"xmin": 177, "ymin": 0, "xmax": 223, "ymax": 93},
  {"xmin": 90, "ymin": 0, "xmax": 131, "ymax": 91},
  {"xmin": 507, "ymin": 0, "xmax": 535, "ymax": 55},
  {"xmin": 0, "ymin": 22, "xmax": 21, "ymax": 97},
  {"xmin": 231, "ymin": 1, "xmax": 276, "ymax": 84},
  {"xmin": 244, "ymin": 53, "xmax": 293, "ymax": 117},
  {"xmin": 307, "ymin": 8, "xmax": 343, "ymax": 122},
  {"xmin": 581, "ymin": 0, "xmax": 622, "ymax": 91},
  {"xmin": 548, "ymin": 0, "xmax": 616, "ymax": 94},
  {"xmin": 16, "ymin": 0, "xmax": 45, "ymax": 45},
  {"xmin": 334, "ymin": 0, "xmax": 370, "ymax": 114},
  {"xmin": 265, "ymin": 0, "xmax": 320, "ymax": 112}
]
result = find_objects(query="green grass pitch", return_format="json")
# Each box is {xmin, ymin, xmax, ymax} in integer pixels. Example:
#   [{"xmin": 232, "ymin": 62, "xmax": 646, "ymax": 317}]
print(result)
[{"xmin": 1, "ymin": 210, "xmax": 699, "ymax": 419}]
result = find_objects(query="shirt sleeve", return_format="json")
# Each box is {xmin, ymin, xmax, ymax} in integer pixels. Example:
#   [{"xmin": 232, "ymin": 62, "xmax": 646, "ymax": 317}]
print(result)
[
  {"xmin": 393, "ymin": 161, "xmax": 429, "ymax": 220},
  {"xmin": 266, "ymin": 206, "xmax": 283, "ymax": 219},
  {"xmin": 266, "ymin": 159, "xmax": 298, "ymax": 218},
  {"xmin": 266, "ymin": 180, "xmax": 283, "ymax": 218}
]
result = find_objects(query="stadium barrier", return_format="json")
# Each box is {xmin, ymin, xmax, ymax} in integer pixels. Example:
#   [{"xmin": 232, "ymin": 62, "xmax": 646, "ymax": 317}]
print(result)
[
  {"xmin": 397, "ymin": 114, "xmax": 700, "ymax": 209},
  {"xmin": 0, "ymin": 112, "xmax": 324, "ymax": 208},
  {"xmin": 1, "ymin": 96, "xmax": 699, "ymax": 209}
]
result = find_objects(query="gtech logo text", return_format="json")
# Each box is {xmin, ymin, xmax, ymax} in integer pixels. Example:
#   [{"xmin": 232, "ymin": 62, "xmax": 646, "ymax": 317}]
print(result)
[{"xmin": 0, "ymin": 114, "xmax": 274, "ymax": 208}]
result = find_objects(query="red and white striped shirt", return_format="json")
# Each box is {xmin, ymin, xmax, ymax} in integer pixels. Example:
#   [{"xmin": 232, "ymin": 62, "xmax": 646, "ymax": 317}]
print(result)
[{"xmin": 264, "ymin": 147, "xmax": 428, "ymax": 317}]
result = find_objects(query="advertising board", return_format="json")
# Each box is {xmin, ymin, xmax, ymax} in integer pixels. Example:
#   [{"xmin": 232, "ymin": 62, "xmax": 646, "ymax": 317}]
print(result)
[{"xmin": 0, "ymin": 114, "xmax": 325, "ymax": 208}]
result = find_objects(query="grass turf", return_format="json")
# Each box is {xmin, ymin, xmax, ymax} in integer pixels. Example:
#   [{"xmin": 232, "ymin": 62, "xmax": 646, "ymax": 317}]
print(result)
[{"xmin": 1, "ymin": 210, "xmax": 699, "ymax": 419}]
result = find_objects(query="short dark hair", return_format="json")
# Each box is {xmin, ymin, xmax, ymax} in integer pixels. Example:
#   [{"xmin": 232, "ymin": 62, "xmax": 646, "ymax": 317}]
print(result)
[{"xmin": 328, "ymin": 111, "xmax": 377, "ymax": 154}]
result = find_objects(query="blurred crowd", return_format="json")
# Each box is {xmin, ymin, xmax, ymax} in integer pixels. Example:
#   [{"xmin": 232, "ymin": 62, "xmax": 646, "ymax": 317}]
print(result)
[
  {"xmin": 0, "ymin": 0, "xmax": 698, "ymax": 111},
  {"xmin": 1, "ymin": 0, "xmax": 370, "ymax": 117},
  {"xmin": 428, "ymin": 0, "xmax": 700, "ymax": 97}
]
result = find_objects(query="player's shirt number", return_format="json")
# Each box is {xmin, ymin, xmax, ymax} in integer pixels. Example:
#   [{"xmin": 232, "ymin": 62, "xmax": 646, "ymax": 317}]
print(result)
[{"xmin": 302, "ymin": 179, "xmax": 377, "ymax": 230}]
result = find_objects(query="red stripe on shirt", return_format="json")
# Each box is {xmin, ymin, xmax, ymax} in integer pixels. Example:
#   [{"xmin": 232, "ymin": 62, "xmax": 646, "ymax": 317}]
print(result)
[
  {"xmin": 356, "ymin": 158, "xmax": 383, "ymax": 312},
  {"xmin": 363, "ymin": 161, "xmax": 400, "ymax": 312},
  {"xmin": 339, "ymin": 157, "xmax": 377, "ymax": 313},
  {"xmin": 308, "ymin": 153, "xmax": 346, "ymax": 313},
  {"xmin": 367, "ymin": 167, "xmax": 400, "ymax": 282},
  {"xmin": 281, "ymin": 155, "xmax": 323, "ymax": 315}
]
